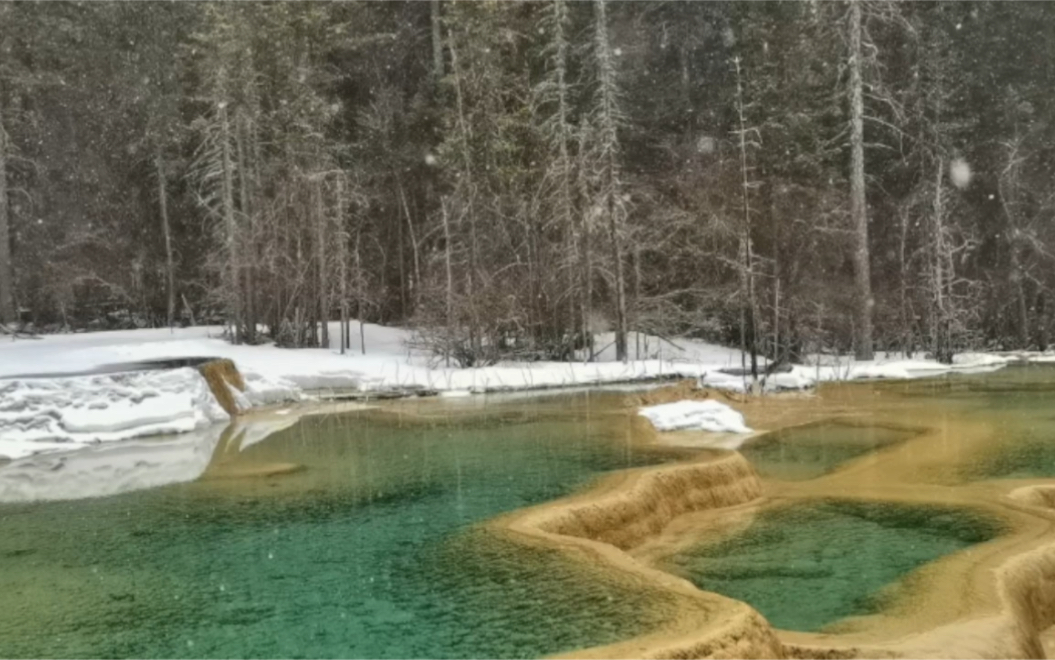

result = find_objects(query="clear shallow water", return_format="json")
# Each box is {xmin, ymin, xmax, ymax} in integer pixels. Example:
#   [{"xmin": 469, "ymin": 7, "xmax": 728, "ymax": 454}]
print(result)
[
  {"xmin": 664, "ymin": 500, "xmax": 1004, "ymax": 632},
  {"xmin": 739, "ymin": 422, "xmax": 915, "ymax": 481},
  {"xmin": 883, "ymin": 365, "xmax": 1055, "ymax": 480},
  {"xmin": 0, "ymin": 396, "xmax": 679, "ymax": 659},
  {"xmin": 963, "ymin": 430, "xmax": 1055, "ymax": 480}
]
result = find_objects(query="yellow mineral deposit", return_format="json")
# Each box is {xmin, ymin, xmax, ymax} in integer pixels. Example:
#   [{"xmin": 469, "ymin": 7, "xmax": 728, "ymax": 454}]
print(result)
[
  {"xmin": 489, "ymin": 380, "xmax": 1055, "ymax": 659},
  {"xmin": 196, "ymin": 358, "xmax": 247, "ymax": 415}
]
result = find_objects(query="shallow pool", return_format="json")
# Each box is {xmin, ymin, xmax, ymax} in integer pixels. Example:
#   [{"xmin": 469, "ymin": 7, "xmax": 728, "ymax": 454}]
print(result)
[
  {"xmin": 0, "ymin": 395, "xmax": 678, "ymax": 659},
  {"xmin": 739, "ymin": 422, "xmax": 916, "ymax": 481},
  {"xmin": 663, "ymin": 499, "xmax": 1004, "ymax": 632}
]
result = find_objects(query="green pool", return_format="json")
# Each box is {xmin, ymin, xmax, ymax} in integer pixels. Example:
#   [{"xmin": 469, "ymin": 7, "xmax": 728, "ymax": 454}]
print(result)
[
  {"xmin": 663, "ymin": 500, "xmax": 1004, "ymax": 632},
  {"xmin": 0, "ymin": 395, "xmax": 678, "ymax": 659},
  {"xmin": 739, "ymin": 422, "xmax": 915, "ymax": 481},
  {"xmin": 896, "ymin": 365, "xmax": 1055, "ymax": 481}
]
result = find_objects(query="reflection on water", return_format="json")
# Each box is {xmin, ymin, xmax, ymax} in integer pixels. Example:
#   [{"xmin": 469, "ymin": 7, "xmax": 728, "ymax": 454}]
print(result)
[
  {"xmin": 664, "ymin": 500, "xmax": 1004, "ymax": 632},
  {"xmin": 0, "ymin": 394, "xmax": 680, "ymax": 659},
  {"xmin": 0, "ymin": 427, "xmax": 225, "ymax": 503}
]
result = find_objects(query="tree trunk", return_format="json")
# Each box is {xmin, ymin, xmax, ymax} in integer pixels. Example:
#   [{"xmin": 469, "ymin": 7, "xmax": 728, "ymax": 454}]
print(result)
[
  {"xmin": 431, "ymin": 0, "xmax": 444, "ymax": 81},
  {"xmin": 356, "ymin": 227, "xmax": 365, "ymax": 355},
  {"xmin": 336, "ymin": 175, "xmax": 349, "ymax": 354},
  {"xmin": 607, "ymin": 195, "xmax": 628, "ymax": 363},
  {"xmin": 156, "ymin": 148, "xmax": 175, "ymax": 329},
  {"xmin": 235, "ymin": 111, "xmax": 255, "ymax": 343},
  {"xmin": 219, "ymin": 99, "xmax": 241, "ymax": 343},
  {"xmin": 898, "ymin": 207, "xmax": 911, "ymax": 357},
  {"xmin": 315, "ymin": 177, "xmax": 328, "ymax": 350},
  {"xmin": 547, "ymin": 0, "xmax": 577, "ymax": 357},
  {"xmin": 733, "ymin": 56, "xmax": 759, "ymax": 387},
  {"xmin": 1012, "ymin": 247, "xmax": 1030, "ymax": 348},
  {"xmin": 441, "ymin": 200, "xmax": 454, "ymax": 367},
  {"xmin": 932, "ymin": 157, "xmax": 952, "ymax": 363},
  {"xmin": 0, "ymin": 36, "xmax": 11, "ymax": 325},
  {"xmin": 396, "ymin": 186, "xmax": 407, "ymax": 320},
  {"xmin": 849, "ymin": 0, "xmax": 874, "ymax": 360},
  {"xmin": 577, "ymin": 125, "xmax": 594, "ymax": 360},
  {"xmin": 633, "ymin": 243, "xmax": 641, "ymax": 359},
  {"xmin": 594, "ymin": 0, "xmax": 628, "ymax": 363},
  {"xmin": 398, "ymin": 181, "xmax": 421, "ymax": 316},
  {"xmin": 1038, "ymin": 290, "xmax": 1049, "ymax": 351},
  {"xmin": 0, "ymin": 136, "xmax": 11, "ymax": 326},
  {"xmin": 773, "ymin": 275, "xmax": 781, "ymax": 363}
]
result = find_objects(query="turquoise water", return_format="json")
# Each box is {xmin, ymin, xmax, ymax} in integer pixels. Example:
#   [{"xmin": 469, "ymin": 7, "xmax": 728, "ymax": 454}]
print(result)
[
  {"xmin": 861, "ymin": 365, "xmax": 1055, "ymax": 481},
  {"xmin": 884, "ymin": 365, "xmax": 1055, "ymax": 481},
  {"xmin": 739, "ymin": 422, "xmax": 914, "ymax": 481},
  {"xmin": 664, "ymin": 500, "xmax": 1003, "ymax": 632},
  {"xmin": 963, "ymin": 428, "xmax": 1055, "ymax": 480},
  {"xmin": 0, "ymin": 397, "xmax": 680, "ymax": 659}
]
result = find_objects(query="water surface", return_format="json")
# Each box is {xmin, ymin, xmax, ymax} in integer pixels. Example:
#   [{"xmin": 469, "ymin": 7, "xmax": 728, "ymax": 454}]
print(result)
[
  {"xmin": 0, "ymin": 395, "xmax": 678, "ymax": 659},
  {"xmin": 664, "ymin": 500, "xmax": 1004, "ymax": 632},
  {"xmin": 739, "ymin": 422, "xmax": 915, "ymax": 481},
  {"xmin": 6, "ymin": 366, "xmax": 1055, "ymax": 657}
]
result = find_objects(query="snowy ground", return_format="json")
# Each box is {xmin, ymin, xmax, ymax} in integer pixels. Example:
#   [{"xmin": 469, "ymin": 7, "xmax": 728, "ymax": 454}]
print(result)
[{"xmin": 0, "ymin": 321, "xmax": 1028, "ymax": 462}]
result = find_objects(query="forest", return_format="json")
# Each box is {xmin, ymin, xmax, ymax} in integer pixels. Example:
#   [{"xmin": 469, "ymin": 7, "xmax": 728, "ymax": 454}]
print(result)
[{"xmin": 0, "ymin": 0, "xmax": 1053, "ymax": 367}]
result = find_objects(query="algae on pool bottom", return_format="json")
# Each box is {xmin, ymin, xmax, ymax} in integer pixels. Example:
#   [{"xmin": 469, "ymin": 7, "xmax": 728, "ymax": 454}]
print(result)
[
  {"xmin": 662, "ymin": 499, "xmax": 1005, "ymax": 632},
  {"xmin": 0, "ymin": 395, "xmax": 681, "ymax": 659},
  {"xmin": 737, "ymin": 421, "xmax": 917, "ymax": 481}
]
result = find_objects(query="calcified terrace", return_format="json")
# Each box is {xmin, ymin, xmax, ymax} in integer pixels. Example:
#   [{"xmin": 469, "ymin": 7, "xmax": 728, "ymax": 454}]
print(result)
[{"xmin": 491, "ymin": 379, "xmax": 1055, "ymax": 659}]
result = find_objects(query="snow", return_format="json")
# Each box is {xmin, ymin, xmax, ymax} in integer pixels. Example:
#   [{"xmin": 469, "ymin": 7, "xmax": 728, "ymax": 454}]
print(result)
[
  {"xmin": 639, "ymin": 400, "xmax": 752, "ymax": 437},
  {"xmin": 0, "ymin": 321, "xmax": 1032, "ymax": 465},
  {"xmin": 950, "ymin": 158, "xmax": 972, "ymax": 189},
  {"xmin": 0, "ymin": 367, "xmax": 228, "ymax": 460}
]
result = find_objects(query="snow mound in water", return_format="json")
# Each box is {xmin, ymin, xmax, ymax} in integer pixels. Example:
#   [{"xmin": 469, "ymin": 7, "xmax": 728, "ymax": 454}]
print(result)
[
  {"xmin": 639, "ymin": 400, "xmax": 752, "ymax": 435},
  {"xmin": 0, "ymin": 367, "xmax": 229, "ymax": 461}
]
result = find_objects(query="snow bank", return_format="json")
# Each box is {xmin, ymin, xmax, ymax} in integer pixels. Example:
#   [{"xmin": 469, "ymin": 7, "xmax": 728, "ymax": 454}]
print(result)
[
  {"xmin": 0, "ymin": 322, "xmax": 1032, "ymax": 464},
  {"xmin": 0, "ymin": 367, "xmax": 228, "ymax": 461},
  {"xmin": 639, "ymin": 400, "xmax": 752, "ymax": 435}
]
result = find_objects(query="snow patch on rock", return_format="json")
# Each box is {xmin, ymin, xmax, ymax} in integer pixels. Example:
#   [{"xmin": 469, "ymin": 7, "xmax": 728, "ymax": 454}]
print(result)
[{"xmin": 639, "ymin": 400, "xmax": 752, "ymax": 435}]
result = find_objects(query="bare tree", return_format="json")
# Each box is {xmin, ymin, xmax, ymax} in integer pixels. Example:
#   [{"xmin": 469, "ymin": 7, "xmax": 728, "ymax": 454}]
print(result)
[
  {"xmin": 592, "ymin": 0, "xmax": 629, "ymax": 362},
  {"xmin": 536, "ymin": 0, "xmax": 580, "ymax": 356},
  {"xmin": 155, "ymin": 147, "xmax": 175, "ymax": 329},
  {"xmin": 0, "ymin": 78, "xmax": 12, "ymax": 325},
  {"xmin": 848, "ymin": 0, "xmax": 874, "ymax": 360},
  {"xmin": 732, "ymin": 56, "xmax": 760, "ymax": 389},
  {"xmin": 217, "ymin": 93, "xmax": 242, "ymax": 342},
  {"xmin": 431, "ymin": 0, "xmax": 444, "ymax": 82},
  {"xmin": 0, "ymin": 14, "xmax": 14, "ymax": 327}
]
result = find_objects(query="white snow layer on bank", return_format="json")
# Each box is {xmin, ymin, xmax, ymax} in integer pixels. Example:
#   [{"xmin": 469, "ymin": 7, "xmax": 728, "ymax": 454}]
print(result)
[
  {"xmin": 639, "ymin": 400, "xmax": 753, "ymax": 436},
  {"xmin": 0, "ymin": 367, "xmax": 228, "ymax": 460},
  {"xmin": 0, "ymin": 322, "xmax": 1032, "ymax": 462}
]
